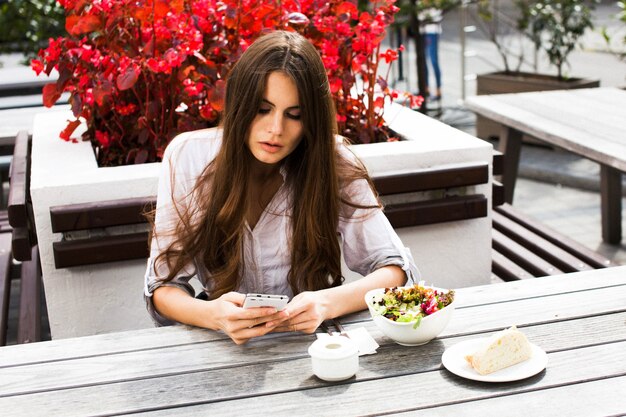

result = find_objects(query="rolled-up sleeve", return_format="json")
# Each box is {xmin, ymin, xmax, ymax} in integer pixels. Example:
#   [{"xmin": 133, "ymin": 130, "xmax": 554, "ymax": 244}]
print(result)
[
  {"xmin": 143, "ymin": 132, "xmax": 200, "ymax": 326},
  {"xmin": 339, "ymin": 178, "xmax": 420, "ymax": 285}
]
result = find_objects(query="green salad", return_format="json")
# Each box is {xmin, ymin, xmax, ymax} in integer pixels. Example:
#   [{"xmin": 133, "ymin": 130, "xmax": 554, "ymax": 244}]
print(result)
[{"xmin": 371, "ymin": 284, "xmax": 455, "ymax": 329}]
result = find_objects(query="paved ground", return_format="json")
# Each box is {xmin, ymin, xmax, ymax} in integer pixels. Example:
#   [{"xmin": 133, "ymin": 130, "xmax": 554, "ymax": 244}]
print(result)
[{"xmin": 2, "ymin": 1, "xmax": 626, "ymax": 345}]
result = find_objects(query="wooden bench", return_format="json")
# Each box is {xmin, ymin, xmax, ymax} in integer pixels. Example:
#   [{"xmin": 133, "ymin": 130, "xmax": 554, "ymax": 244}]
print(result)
[
  {"xmin": 0, "ymin": 130, "xmax": 43, "ymax": 346},
  {"xmin": 44, "ymin": 151, "xmax": 616, "ymax": 282},
  {"xmin": 0, "ymin": 213, "xmax": 13, "ymax": 346},
  {"xmin": 489, "ymin": 151, "xmax": 617, "ymax": 280},
  {"xmin": 492, "ymin": 203, "xmax": 615, "ymax": 281}
]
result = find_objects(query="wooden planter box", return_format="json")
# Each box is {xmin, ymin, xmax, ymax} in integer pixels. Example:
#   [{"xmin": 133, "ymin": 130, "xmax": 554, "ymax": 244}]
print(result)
[{"xmin": 475, "ymin": 71, "xmax": 600, "ymax": 142}]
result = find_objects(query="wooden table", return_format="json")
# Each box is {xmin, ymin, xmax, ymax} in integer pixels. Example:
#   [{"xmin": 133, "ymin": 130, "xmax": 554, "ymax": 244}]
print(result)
[
  {"xmin": 1, "ymin": 267, "xmax": 626, "ymax": 416},
  {"xmin": 465, "ymin": 87, "xmax": 626, "ymax": 244}
]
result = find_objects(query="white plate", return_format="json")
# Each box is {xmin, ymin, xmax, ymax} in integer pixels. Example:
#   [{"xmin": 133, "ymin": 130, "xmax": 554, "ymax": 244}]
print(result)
[{"xmin": 441, "ymin": 338, "xmax": 548, "ymax": 382}]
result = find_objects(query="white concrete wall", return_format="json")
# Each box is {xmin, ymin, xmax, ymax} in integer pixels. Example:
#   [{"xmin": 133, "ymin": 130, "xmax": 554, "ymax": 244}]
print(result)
[
  {"xmin": 30, "ymin": 112, "xmax": 159, "ymax": 339},
  {"xmin": 30, "ymin": 104, "xmax": 492, "ymax": 339}
]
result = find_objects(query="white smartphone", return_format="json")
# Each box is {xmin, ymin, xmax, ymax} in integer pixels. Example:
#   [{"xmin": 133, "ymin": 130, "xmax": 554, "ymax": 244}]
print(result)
[{"xmin": 242, "ymin": 293, "xmax": 289, "ymax": 311}]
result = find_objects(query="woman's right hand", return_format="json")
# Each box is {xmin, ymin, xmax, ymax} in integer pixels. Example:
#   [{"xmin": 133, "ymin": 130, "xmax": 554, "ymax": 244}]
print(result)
[
  {"xmin": 153, "ymin": 287, "xmax": 289, "ymax": 344},
  {"xmin": 208, "ymin": 292, "xmax": 290, "ymax": 344}
]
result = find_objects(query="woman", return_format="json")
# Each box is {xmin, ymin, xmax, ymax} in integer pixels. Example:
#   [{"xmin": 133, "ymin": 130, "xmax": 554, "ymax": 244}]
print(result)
[{"xmin": 144, "ymin": 30, "xmax": 418, "ymax": 345}]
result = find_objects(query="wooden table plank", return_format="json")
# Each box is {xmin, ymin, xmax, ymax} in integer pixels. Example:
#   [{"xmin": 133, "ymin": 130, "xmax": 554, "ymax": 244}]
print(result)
[
  {"xmin": 445, "ymin": 284, "xmax": 626, "ymax": 335},
  {"xmin": 388, "ymin": 376, "xmax": 626, "ymax": 417},
  {"xmin": 2, "ymin": 312, "xmax": 626, "ymax": 416},
  {"xmin": 464, "ymin": 88, "xmax": 626, "ymax": 171},
  {"xmin": 428, "ymin": 266, "xmax": 626, "ymax": 310},
  {"xmin": 0, "ymin": 324, "xmax": 228, "ymax": 368},
  {"xmin": 120, "ymin": 341, "xmax": 626, "ymax": 417},
  {"xmin": 491, "ymin": 95, "xmax": 626, "ymax": 172},
  {"xmin": 0, "ymin": 331, "xmax": 318, "ymax": 397},
  {"xmin": 498, "ymin": 90, "xmax": 626, "ymax": 135}
]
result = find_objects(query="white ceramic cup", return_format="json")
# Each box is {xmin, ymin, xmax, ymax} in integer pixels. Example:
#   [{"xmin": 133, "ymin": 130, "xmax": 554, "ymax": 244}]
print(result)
[{"xmin": 308, "ymin": 335, "xmax": 359, "ymax": 381}]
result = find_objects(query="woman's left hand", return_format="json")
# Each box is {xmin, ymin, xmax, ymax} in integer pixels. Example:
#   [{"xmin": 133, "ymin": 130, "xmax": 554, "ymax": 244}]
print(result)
[{"xmin": 267, "ymin": 291, "xmax": 330, "ymax": 334}]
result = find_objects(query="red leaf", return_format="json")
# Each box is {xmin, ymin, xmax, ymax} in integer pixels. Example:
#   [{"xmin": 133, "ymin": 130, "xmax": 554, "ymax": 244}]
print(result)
[
  {"xmin": 31, "ymin": 59, "xmax": 44, "ymax": 76},
  {"xmin": 224, "ymin": 7, "xmax": 238, "ymax": 29},
  {"xmin": 153, "ymin": 0, "xmax": 170, "ymax": 20},
  {"xmin": 137, "ymin": 129, "xmax": 150, "ymax": 145},
  {"xmin": 56, "ymin": 67, "xmax": 72, "ymax": 91},
  {"xmin": 134, "ymin": 149, "xmax": 149, "ymax": 164},
  {"xmin": 178, "ymin": 65, "xmax": 196, "ymax": 81},
  {"xmin": 71, "ymin": 0, "xmax": 90, "ymax": 13},
  {"xmin": 66, "ymin": 14, "xmax": 101, "ymax": 36},
  {"xmin": 170, "ymin": 0, "xmax": 185, "ymax": 14},
  {"xmin": 94, "ymin": 81, "xmax": 112, "ymax": 106},
  {"xmin": 132, "ymin": 6, "xmax": 151, "ymax": 22},
  {"xmin": 42, "ymin": 83, "xmax": 61, "ymax": 107},
  {"xmin": 143, "ymin": 36, "xmax": 155, "ymax": 57},
  {"xmin": 337, "ymin": 1, "xmax": 358, "ymax": 18},
  {"xmin": 116, "ymin": 66, "xmax": 140, "ymax": 91},
  {"xmin": 125, "ymin": 149, "xmax": 137, "ymax": 165},
  {"xmin": 208, "ymin": 79, "xmax": 225, "ymax": 112},
  {"xmin": 59, "ymin": 119, "xmax": 82, "ymax": 141},
  {"xmin": 65, "ymin": 15, "xmax": 79, "ymax": 33},
  {"xmin": 71, "ymin": 94, "xmax": 83, "ymax": 117},
  {"xmin": 374, "ymin": 96, "xmax": 385, "ymax": 110}
]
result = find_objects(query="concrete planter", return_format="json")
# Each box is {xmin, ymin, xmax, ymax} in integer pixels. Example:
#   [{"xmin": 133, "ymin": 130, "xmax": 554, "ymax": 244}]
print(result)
[
  {"xmin": 475, "ymin": 71, "xmax": 600, "ymax": 141},
  {"xmin": 31, "ymin": 104, "xmax": 492, "ymax": 339},
  {"xmin": 31, "ymin": 112, "xmax": 160, "ymax": 339}
]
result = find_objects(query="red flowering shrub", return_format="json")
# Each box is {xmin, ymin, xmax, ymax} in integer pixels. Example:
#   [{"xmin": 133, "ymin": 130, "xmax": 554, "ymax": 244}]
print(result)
[{"xmin": 33, "ymin": 0, "xmax": 420, "ymax": 166}]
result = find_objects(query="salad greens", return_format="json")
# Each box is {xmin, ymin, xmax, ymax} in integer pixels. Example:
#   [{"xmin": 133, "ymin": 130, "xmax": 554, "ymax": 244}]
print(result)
[{"xmin": 371, "ymin": 284, "xmax": 455, "ymax": 329}]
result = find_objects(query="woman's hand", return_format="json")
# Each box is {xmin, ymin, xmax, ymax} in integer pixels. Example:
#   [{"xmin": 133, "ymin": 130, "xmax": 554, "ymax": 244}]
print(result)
[
  {"xmin": 209, "ymin": 292, "xmax": 290, "ymax": 344},
  {"xmin": 268, "ymin": 291, "xmax": 330, "ymax": 334}
]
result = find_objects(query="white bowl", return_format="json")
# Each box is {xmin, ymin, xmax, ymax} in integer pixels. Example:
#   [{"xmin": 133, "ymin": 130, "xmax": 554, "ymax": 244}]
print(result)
[{"xmin": 364, "ymin": 286, "xmax": 455, "ymax": 346}]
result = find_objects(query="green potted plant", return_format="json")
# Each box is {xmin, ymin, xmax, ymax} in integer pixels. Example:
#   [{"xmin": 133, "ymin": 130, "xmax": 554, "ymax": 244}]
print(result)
[
  {"xmin": 519, "ymin": 0, "xmax": 596, "ymax": 80},
  {"xmin": 473, "ymin": 0, "xmax": 600, "ymax": 140},
  {"xmin": 601, "ymin": 0, "xmax": 626, "ymax": 62}
]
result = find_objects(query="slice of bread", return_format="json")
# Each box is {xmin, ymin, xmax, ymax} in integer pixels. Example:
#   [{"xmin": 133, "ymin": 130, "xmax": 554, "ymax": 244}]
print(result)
[{"xmin": 465, "ymin": 326, "xmax": 532, "ymax": 375}]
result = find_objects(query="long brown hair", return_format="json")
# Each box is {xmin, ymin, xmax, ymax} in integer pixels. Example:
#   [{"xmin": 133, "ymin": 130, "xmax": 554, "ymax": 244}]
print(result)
[{"xmin": 154, "ymin": 30, "xmax": 379, "ymax": 298}]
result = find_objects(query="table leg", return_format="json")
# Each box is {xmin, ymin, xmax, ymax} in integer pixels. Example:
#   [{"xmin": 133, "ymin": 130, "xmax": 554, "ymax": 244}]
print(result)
[
  {"xmin": 497, "ymin": 126, "xmax": 522, "ymax": 204},
  {"xmin": 600, "ymin": 165, "xmax": 622, "ymax": 244}
]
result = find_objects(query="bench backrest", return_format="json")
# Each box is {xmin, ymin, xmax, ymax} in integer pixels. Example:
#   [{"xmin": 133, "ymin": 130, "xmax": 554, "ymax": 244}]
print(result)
[
  {"xmin": 48, "ymin": 162, "xmax": 494, "ymax": 268},
  {"xmin": 8, "ymin": 130, "xmax": 36, "ymax": 261}
]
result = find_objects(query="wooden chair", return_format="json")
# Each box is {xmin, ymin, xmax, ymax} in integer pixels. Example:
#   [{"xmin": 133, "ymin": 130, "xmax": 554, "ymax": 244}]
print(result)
[{"xmin": 0, "ymin": 130, "xmax": 43, "ymax": 346}]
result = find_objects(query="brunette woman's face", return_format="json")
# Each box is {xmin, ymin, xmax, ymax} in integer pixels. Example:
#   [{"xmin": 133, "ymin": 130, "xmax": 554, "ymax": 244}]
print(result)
[{"xmin": 247, "ymin": 71, "xmax": 303, "ymax": 167}]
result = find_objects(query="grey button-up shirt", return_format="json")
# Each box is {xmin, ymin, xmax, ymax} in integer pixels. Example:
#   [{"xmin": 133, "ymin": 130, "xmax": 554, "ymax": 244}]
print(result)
[{"xmin": 144, "ymin": 128, "xmax": 419, "ymax": 325}]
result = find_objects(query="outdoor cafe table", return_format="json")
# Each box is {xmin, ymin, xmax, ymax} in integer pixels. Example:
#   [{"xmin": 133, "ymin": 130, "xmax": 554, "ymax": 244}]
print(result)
[
  {"xmin": 464, "ymin": 87, "xmax": 626, "ymax": 244},
  {"xmin": 1, "ymin": 266, "xmax": 626, "ymax": 416}
]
